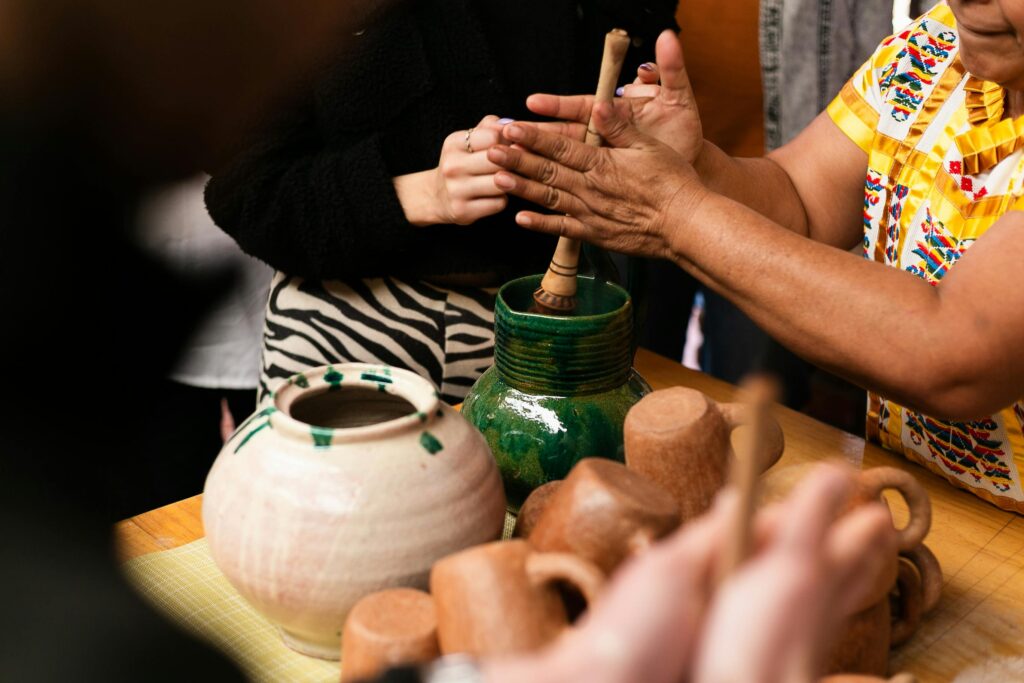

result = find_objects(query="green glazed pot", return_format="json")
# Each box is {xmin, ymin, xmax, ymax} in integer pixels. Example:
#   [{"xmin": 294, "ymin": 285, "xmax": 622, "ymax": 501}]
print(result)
[{"xmin": 463, "ymin": 275, "xmax": 651, "ymax": 510}]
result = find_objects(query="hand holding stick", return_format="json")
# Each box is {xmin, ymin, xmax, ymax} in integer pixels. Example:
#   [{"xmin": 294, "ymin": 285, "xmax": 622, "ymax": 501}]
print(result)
[{"xmin": 532, "ymin": 28, "xmax": 631, "ymax": 315}]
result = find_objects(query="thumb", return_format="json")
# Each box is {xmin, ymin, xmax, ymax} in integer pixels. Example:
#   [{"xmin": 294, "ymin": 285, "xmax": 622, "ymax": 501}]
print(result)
[
  {"xmin": 656, "ymin": 30, "xmax": 695, "ymax": 107},
  {"xmin": 593, "ymin": 101, "xmax": 649, "ymax": 149}
]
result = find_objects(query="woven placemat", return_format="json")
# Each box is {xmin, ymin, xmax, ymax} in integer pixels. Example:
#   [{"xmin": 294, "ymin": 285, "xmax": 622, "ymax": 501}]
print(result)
[{"xmin": 122, "ymin": 513, "xmax": 517, "ymax": 682}]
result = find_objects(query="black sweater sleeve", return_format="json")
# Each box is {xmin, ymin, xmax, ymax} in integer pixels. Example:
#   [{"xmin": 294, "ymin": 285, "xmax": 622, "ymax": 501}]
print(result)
[{"xmin": 204, "ymin": 98, "xmax": 422, "ymax": 281}]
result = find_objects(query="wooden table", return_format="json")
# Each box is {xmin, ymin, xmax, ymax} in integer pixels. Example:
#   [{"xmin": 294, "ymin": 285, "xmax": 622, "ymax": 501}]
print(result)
[{"xmin": 116, "ymin": 349, "xmax": 1024, "ymax": 681}]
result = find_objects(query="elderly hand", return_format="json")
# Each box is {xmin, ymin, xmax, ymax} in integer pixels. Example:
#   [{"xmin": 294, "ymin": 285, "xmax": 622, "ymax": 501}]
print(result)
[
  {"xmin": 488, "ymin": 104, "xmax": 705, "ymax": 260},
  {"xmin": 395, "ymin": 115, "xmax": 510, "ymax": 226},
  {"xmin": 526, "ymin": 30, "xmax": 704, "ymax": 163}
]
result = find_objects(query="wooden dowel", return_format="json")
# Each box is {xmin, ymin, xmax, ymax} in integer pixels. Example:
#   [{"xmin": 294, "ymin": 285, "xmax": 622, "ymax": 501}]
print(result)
[{"xmin": 533, "ymin": 28, "xmax": 631, "ymax": 314}]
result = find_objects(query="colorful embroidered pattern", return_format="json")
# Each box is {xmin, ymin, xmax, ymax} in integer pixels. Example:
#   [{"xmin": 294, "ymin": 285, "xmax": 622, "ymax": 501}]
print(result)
[
  {"xmin": 863, "ymin": 172, "xmax": 885, "ymax": 253},
  {"xmin": 905, "ymin": 412, "xmax": 1012, "ymax": 492},
  {"xmin": 905, "ymin": 209, "xmax": 973, "ymax": 284},
  {"xmin": 879, "ymin": 20, "xmax": 957, "ymax": 122}
]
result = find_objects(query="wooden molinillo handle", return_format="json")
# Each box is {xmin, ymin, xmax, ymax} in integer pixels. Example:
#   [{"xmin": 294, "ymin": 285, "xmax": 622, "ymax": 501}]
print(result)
[{"xmin": 534, "ymin": 29, "xmax": 631, "ymax": 314}]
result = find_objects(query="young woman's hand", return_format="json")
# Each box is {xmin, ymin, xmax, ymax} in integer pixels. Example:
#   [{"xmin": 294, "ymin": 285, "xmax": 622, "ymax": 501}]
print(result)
[{"xmin": 394, "ymin": 115, "xmax": 511, "ymax": 226}]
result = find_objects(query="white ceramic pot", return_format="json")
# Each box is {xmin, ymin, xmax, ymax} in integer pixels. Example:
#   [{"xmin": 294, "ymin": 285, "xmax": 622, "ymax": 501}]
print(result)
[{"xmin": 203, "ymin": 363, "xmax": 506, "ymax": 660}]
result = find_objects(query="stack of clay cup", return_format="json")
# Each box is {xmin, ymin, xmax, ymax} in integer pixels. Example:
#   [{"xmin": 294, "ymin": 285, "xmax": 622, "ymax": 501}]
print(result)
[
  {"xmin": 338, "ymin": 387, "xmax": 937, "ymax": 682},
  {"xmin": 761, "ymin": 464, "xmax": 941, "ymax": 678}
]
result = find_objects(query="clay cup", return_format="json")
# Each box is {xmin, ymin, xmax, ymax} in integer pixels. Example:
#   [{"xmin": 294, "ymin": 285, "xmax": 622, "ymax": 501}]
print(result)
[{"xmin": 340, "ymin": 588, "xmax": 439, "ymax": 683}]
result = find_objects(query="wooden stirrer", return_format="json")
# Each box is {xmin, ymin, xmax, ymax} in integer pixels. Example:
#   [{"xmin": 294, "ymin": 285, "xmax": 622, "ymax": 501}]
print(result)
[
  {"xmin": 718, "ymin": 378, "xmax": 776, "ymax": 582},
  {"xmin": 531, "ymin": 28, "xmax": 631, "ymax": 315}
]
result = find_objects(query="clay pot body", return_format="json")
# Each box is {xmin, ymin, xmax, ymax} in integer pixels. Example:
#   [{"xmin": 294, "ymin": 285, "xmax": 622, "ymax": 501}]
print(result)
[
  {"xmin": 463, "ymin": 275, "xmax": 651, "ymax": 511},
  {"xmin": 527, "ymin": 458, "xmax": 680, "ymax": 573},
  {"xmin": 430, "ymin": 539, "xmax": 604, "ymax": 656},
  {"xmin": 624, "ymin": 387, "xmax": 785, "ymax": 521},
  {"xmin": 341, "ymin": 588, "xmax": 440, "ymax": 683},
  {"xmin": 203, "ymin": 364, "xmax": 506, "ymax": 660},
  {"xmin": 514, "ymin": 480, "xmax": 563, "ymax": 538}
]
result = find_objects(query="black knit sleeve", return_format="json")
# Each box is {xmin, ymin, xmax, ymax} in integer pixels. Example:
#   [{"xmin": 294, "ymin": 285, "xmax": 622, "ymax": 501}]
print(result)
[{"xmin": 204, "ymin": 100, "xmax": 422, "ymax": 281}]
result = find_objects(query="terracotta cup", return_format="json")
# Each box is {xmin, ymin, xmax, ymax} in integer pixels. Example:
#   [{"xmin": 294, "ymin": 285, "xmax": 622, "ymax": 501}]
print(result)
[
  {"xmin": 761, "ymin": 464, "xmax": 932, "ymax": 612},
  {"xmin": 823, "ymin": 598, "xmax": 892, "ymax": 676},
  {"xmin": 900, "ymin": 543, "xmax": 942, "ymax": 615},
  {"xmin": 513, "ymin": 480, "xmax": 563, "ymax": 539},
  {"xmin": 825, "ymin": 569, "xmax": 924, "ymax": 675},
  {"xmin": 624, "ymin": 387, "xmax": 785, "ymax": 521},
  {"xmin": 430, "ymin": 539, "xmax": 604, "ymax": 656},
  {"xmin": 527, "ymin": 458, "xmax": 680, "ymax": 574},
  {"xmin": 340, "ymin": 588, "xmax": 439, "ymax": 683},
  {"xmin": 889, "ymin": 557, "xmax": 924, "ymax": 646}
]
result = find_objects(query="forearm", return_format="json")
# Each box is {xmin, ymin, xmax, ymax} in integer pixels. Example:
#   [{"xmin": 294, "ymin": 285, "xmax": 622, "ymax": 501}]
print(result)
[
  {"xmin": 669, "ymin": 192, "xmax": 1007, "ymax": 418},
  {"xmin": 693, "ymin": 142, "xmax": 811, "ymax": 237}
]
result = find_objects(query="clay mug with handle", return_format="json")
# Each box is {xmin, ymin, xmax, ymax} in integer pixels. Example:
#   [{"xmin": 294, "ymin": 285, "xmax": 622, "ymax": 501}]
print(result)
[
  {"xmin": 624, "ymin": 387, "xmax": 785, "ymax": 521},
  {"xmin": 527, "ymin": 458, "xmax": 680, "ymax": 574},
  {"xmin": 340, "ymin": 588, "xmax": 440, "ymax": 683},
  {"xmin": 430, "ymin": 539, "xmax": 604, "ymax": 657},
  {"xmin": 761, "ymin": 463, "xmax": 932, "ymax": 612}
]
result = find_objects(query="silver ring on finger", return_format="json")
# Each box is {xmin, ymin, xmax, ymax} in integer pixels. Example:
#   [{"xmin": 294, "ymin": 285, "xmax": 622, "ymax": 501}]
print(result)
[{"xmin": 465, "ymin": 128, "xmax": 475, "ymax": 154}]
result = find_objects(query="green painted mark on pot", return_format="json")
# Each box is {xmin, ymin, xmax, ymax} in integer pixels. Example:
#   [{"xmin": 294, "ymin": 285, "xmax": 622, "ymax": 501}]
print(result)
[
  {"xmin": 416, "ymin": 411, "xmax": 428, "ymax": 423},
  {"xmin": 324, "ymin": 367, "xmax": 344, "ymax": 391},
  {"xmin": 311, "ymin": 425, "xmax": 333, "ymax": 448},
  {"xmin": 293, "ymin": 374, "xmax": 310, "ymax": 389},
  {"xmin": 361, "ymin": 372, "xmax": 393, "ymax": 385},
  {"xmin": 420, "ymin": 431, "xmax": 443, "ymax": 455},
  {"xmin": 233, "ymin": 406, "xmax": 278, "ymax": 454}
]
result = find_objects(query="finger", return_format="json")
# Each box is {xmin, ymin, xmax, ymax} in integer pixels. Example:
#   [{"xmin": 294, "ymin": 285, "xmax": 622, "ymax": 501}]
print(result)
[
  {"xmin": 621, "ymin": 83, "xmax": 661, "ymax": 99},
  {"xmin": 656, "ymin": 30, "xmax": 696, "ymax": 107},
  {"xmin": 460, "ymin": 150, "xmax": 504, "ymax": 176},
  {"xmin": 501, "ymin": 122, "xmax": 599, "ymax": 172},
  {"xmin": 526, "ymin": 93, "xmax": 595, "ymax": 124},
  {"xmin": 515, "ymin": 210, "xmax": 590, "ymax": 240},
  {"xmin": 774, "ymin": 464, "xmax": 855, "ymax": 554},
  {"xmin": 487, "ymin": 143, "xmax": 581, "ymax": 195},
  {"xmin": 468, "ymin": 125, "xmax": 502, "ymax": 153},
  {"xmin": 636, "ymin": 61, "xmax": 660, "ymax": 84},
  {"xmin": 533, "ymin": 120, "xmax": 589, "ymax": 140},
  {"xmin": 448, "ymin": 174, "xmax": 508, "ymax": 199},
  {"xmin": 825, "ymin": 504, "xmax": 898, "ymax": 616},
  {"xmin": 464, "ymin": 195, "xmax": 508, "ymax": 220},
  {"xmin": 476, "ymin": 114, "xmax": 501, "ymax": 129},
  {"xmin": 591, "ymin": 102, "xmax": 652, "ymax": 150}
]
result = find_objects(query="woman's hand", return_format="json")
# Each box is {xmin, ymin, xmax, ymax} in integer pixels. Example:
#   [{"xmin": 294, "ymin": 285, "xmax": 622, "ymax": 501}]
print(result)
[
  {"xmin": 526, "ymin": 30, "xmax": 705, "ymax": 164},
  {"xmin": 394, "ymin": 115, "xmax": 510, "ymax": 226},
  {"xmin": 488, "ymin": 104, "xmax": 706, "ymax": 260}
]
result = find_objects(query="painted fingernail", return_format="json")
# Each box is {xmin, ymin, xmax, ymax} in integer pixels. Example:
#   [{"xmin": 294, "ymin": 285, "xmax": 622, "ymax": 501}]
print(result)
[
  {"xmin": 615, "ymin": 86, "xmax": 625, "ymax": 97},
  {"xmin": 494, "ymin": 173, "xmax": 515, "ymax": 190},
  {"xmin": 639, "ymin": 62, "xmax": 656, "ymax": 71},
  {"xmin": 497, "ymin": 118, "xmax": 515, "ymax": 125}
]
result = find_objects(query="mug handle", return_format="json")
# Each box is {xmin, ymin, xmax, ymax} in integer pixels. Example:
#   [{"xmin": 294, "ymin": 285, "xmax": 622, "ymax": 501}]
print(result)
[
  {"xmin": 526, "ymin": 552, "xmax": 605, "ymax": 607},
  {"xmin": 858, "ymin": 467, "xmax": 932, "ymax": 552},
  {"xmin": 889, "ymin": 557, "xmax": 923, "ymax": 646},
  {"xmin": 719, "ymin": 402, "xmax": 786, "ymax": 471},
  {"xmin": 900, "ymin": 543, "xmax": 942, "ymax": 615}
]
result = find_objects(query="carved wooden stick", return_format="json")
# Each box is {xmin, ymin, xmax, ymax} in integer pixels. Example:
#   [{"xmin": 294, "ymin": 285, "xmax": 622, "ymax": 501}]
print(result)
[
  {"xmin": 532, "ymin": 28, "xmax": 631, "ymax": 315},
  {"xmin": 718, "ymin": 379, "xmax": 775, "ymax": 582}
]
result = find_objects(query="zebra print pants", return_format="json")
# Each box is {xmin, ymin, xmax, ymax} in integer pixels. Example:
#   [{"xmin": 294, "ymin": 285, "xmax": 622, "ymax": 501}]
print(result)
[{"xmin": 259, "ymin": 272, "xmax": 497, "ymax": 405}]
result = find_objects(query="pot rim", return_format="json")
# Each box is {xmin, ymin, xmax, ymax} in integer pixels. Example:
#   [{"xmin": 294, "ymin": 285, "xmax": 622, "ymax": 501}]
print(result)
[{"xmin": 268, "ymin": 363, "xmax": 441, "ymax": 445}]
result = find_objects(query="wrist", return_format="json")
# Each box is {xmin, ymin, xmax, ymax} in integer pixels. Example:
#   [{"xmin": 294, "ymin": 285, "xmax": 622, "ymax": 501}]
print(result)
[
  {"xmin": 663, "ymin": 177, "xmax": 712, "ymax": 264},
  {"xmin": 394, "ymin": 168, "xmax": 445, "ymax": 227}
]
